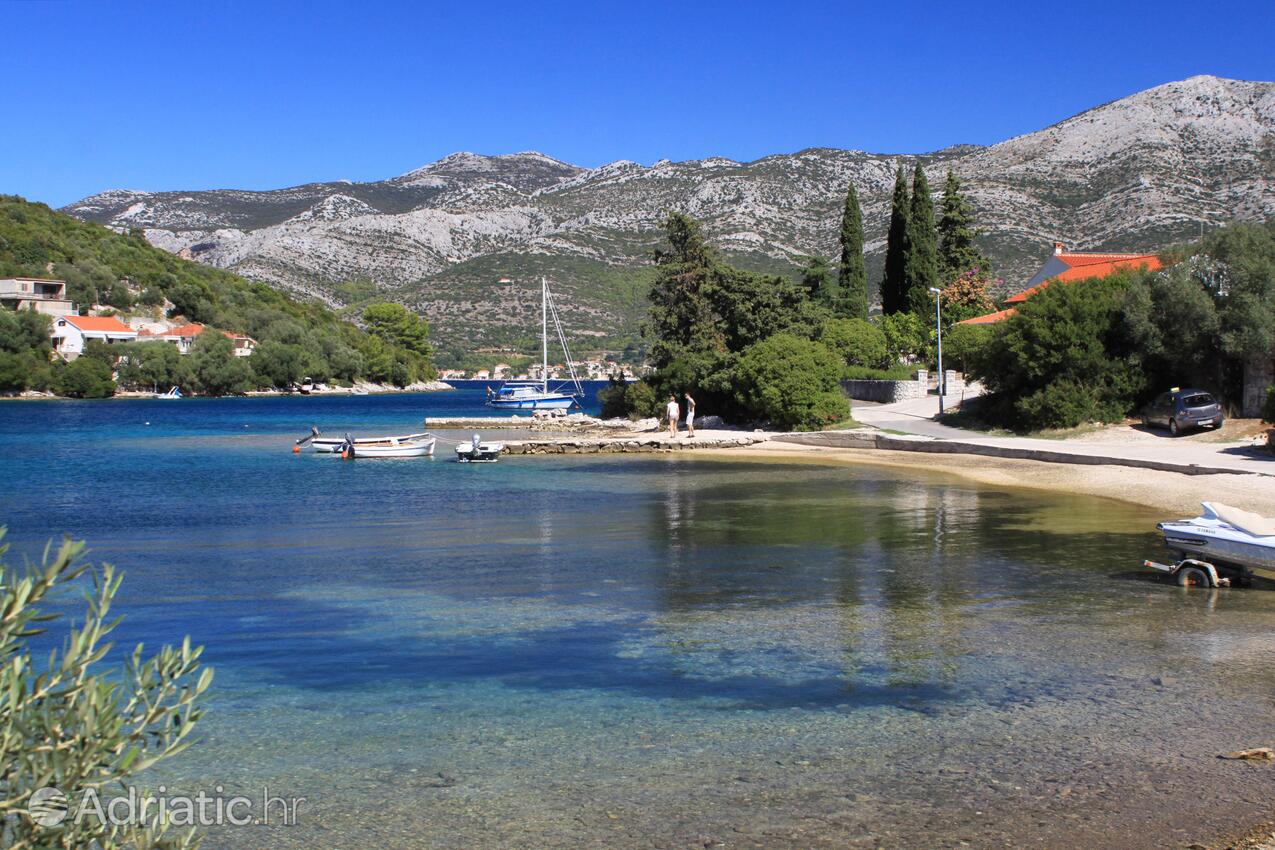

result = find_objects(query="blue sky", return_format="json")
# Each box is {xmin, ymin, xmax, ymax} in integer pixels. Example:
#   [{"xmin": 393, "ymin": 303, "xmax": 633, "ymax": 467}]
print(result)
[{"xmin": 4, "ymin": 0, "xmax": 1272, "ymax": 207}]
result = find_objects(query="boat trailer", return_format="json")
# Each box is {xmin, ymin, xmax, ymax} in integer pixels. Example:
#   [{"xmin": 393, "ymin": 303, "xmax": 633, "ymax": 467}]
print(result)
[{"xmin": 1142, "ymin": 557, "xmax": 1232, "ymax": 588}]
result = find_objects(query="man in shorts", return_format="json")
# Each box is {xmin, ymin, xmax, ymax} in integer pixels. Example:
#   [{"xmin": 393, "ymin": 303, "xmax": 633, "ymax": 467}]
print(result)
[{"xmin": 684, "ymin": 391, "xmax": 696, "ymax": 438}]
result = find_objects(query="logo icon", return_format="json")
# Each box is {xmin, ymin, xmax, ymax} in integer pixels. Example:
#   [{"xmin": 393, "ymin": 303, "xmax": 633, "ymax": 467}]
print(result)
[{"xmin": 28, "ymin": 787, "xmax": 69, "ymax": 827}]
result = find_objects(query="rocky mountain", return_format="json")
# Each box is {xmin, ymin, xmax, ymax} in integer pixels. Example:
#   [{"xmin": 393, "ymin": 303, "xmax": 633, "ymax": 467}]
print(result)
[{"xmin": 65, "ymin": 75, "xmax": 1275, "ymax": 351}]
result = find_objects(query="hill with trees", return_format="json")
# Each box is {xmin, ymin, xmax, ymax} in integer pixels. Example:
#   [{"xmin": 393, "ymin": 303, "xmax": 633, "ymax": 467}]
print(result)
[{"xmin": 0, "ymin": 195, "xmax": 434, "ymax": 396}]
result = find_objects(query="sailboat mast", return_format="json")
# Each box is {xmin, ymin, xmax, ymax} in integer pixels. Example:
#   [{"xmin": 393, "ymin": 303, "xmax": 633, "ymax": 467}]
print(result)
[{"xmin": 541, "ymin": 276, "xmax": 548, "ymax": 394}]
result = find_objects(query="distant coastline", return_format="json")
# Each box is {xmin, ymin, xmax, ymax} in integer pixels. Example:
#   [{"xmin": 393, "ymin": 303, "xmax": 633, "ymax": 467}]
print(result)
[{"xmin": 1, "ymin": 379, "xmax": 455, "ymax": 401}]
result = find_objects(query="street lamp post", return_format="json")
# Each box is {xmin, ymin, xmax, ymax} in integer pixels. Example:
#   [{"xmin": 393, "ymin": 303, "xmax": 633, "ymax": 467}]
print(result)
[{"xmin": 928, "ymin": 286, "xmax": 944, "ymax": 417}]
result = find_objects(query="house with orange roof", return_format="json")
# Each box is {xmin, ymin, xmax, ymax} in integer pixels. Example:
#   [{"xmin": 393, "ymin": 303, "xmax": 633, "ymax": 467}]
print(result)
[
  {"xmin": 51, "ymin": 315, "xmax": 137, "ymax": 358},
  {"xmin": 958, "ymin": 242, "xmax": 1164, "ymax": 326},
  {"xmin": 139, "ymin": 322, "xmax": 257, "ymax": 357}
]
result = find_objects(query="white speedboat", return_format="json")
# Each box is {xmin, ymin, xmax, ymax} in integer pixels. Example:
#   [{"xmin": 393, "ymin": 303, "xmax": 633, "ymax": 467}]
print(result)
[
  {"xmin": 1157, "ymin": 502, "xmax": 1275, "ymax": 581},
  {"xmin": 337, "ymin": 433, "xmax": 436, "ymax": 458},
  {"xmin": 455, "ymin": 433, "xmax": 504, "ymax": 463},
  {"xmin": 155, "ymin": 386, "xmax": 182, "ymax": 400},
  {"xmin": 486, "ymin": 277, "xmax": 583, "ymax": 411}
]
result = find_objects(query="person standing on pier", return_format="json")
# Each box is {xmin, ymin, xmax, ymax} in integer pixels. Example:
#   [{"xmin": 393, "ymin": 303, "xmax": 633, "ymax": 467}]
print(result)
[
  {"xmin": 684, "ymin": 392, "xmax": 696, "ymax": 439},
  {"xmin": 665, "ymin": 394, "xmax": 680, "ymax": 439}
]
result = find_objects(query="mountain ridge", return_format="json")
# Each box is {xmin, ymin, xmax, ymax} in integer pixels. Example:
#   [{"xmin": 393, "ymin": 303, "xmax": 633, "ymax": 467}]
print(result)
[{"xmin": 64, "ymin": 75, "xmax": 1275, "ymax": 350}]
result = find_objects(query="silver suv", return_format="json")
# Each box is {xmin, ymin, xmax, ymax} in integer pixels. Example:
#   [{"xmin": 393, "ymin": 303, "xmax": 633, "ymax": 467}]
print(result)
[{"xmin": 1140, "ymin": 388, "xmax": 1225, "ymax": 436}]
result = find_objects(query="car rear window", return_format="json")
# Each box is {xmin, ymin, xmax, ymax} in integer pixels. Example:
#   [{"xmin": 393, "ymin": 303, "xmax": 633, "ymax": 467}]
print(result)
[{"xmin": 1182, "ymin": 393, "xmax": 1214, "ymax": 407}]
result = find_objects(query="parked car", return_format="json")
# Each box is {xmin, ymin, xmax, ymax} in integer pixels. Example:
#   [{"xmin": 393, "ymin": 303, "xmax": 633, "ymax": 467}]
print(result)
[{"xmin": 1140, "ymin": 388, "xmax": 1225, "ymax": 436}]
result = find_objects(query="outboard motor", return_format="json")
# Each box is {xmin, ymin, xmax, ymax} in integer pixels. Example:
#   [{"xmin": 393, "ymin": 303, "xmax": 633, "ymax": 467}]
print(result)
[{"xmin": 471, "ymin": 433, "xmax": 482, "ymax": 453}]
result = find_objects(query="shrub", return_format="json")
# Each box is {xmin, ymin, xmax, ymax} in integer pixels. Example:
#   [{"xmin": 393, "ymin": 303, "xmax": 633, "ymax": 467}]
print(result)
[
  {"xmin": 971, "ymin": 274, "xmax": 1143, "ymax": 430},
  {"xmin": 188, "ymin": 332, "xmax": 252, "ymax": 395},
  {"xmin": 818, "ymin": 318, "xmax": 888, "ymax": 369},
  {"xmin": 943, "ymin": 323, "xmax": 993, "ymax": 374},
  {"xmin": 53, "ymin": 356, "xmax": 116, "ymax": 398},
  {"xmin": 0, "ymin": 530, "xmax": 212, "ymax": 849},
  {"xmin": 880, "ymin": 311, "xmax": 931, "ymax": 362},
  {"xmin": 733, "ymin": 333, "xmax": 847, "ymax": 430}
]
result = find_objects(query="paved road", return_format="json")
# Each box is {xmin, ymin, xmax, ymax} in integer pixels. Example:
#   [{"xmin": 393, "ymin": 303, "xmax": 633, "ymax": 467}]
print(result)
[{"xmin": 852, "ymin": 392, "xmax": 1275, "ymax": 477}]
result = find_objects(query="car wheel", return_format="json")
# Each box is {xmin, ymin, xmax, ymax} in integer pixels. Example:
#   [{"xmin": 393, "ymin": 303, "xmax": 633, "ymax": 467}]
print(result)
[{"xmin": 1169, "ymin": 419, "xmax": 1180, "ymax": 436}]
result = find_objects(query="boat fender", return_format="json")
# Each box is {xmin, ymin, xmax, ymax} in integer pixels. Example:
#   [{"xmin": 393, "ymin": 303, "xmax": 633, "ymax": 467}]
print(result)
[{"xmin": 292, "ymin": 444, "xmax": 301, "ymax": 454}]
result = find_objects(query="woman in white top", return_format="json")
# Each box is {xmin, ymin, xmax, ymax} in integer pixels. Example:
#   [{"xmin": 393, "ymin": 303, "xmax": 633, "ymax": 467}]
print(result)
[
  {"xmin": 683, "ymin": 392, "xmax": 696, "ymax": 438},
  {"xmin": 665, "ymin": 395, "xmax": 680, "ymax": 438}
]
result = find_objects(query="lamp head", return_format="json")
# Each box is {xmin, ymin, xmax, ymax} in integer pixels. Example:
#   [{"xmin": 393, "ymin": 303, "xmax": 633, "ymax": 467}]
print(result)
[{"xmin": 928, "ymin": 287, "xmax": 942, "ymax": 295}]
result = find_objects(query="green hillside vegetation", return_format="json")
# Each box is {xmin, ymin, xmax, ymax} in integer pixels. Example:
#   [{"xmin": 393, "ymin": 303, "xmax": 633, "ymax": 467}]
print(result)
[{"xmin": 0, "ymin": 195, "xmax": 434, "ymax": 396}]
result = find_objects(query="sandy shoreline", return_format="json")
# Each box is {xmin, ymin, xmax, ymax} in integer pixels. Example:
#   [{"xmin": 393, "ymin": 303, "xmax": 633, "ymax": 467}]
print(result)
[{"xmin": 698, "ymin": 440, "xmax": 1275, "ymax": 515}]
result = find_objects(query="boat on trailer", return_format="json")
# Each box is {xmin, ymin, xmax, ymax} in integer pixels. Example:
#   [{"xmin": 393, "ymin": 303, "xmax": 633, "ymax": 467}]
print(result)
[
  {"xmin": 1144, "ymin": 502, "xmax": 1275, "ymax": 587},
  {"xmin": 486, "ymin": 277, "xmax": 584, "ymax": 411}
]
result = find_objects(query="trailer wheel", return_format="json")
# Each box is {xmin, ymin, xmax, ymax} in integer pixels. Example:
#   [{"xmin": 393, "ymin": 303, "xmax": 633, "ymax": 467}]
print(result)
[{"xmin": 1176, "ymin": 566, "xmax": 1209, "ymax": 588}]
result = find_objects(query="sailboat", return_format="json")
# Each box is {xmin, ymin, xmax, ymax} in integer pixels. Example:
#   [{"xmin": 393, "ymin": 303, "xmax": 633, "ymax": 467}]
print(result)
[{"xmin": 486, "ymin": 277, "xmax": 584, "ymax": 410}]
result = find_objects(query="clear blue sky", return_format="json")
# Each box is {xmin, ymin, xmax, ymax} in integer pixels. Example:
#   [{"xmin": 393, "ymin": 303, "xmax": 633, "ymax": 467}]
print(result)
[{"xmin": 4, "ymin": 0, "xmax": 1272, "ymax": 208}]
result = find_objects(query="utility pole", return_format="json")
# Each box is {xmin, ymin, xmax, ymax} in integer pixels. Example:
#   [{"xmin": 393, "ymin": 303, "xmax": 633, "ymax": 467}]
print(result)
[{"xmin": 929, "ymin": 286, "xmax": 944, "ymax": 417}]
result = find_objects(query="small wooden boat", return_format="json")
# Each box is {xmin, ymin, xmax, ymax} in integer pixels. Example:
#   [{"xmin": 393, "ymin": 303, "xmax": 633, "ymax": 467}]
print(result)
[
  {"xmin": 455, "ymin": 433, "xmax": 504, "ymax": 463},
  {"xmin": 294, "ymin": 426, "xmax": 435, "ymax": 457},
  {"xmin": 337, "ymin": 433, "xmax": 436, "ymax": 458}
]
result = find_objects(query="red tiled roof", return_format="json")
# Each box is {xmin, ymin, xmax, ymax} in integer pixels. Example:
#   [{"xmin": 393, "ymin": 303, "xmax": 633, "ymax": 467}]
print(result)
[
  {"xmin": 162, "ymin": 322, "xmax": 207, "ymax": 338},
  {"xmin": 61, "ymin": 315, "xmax": 135, "ymax": 334},
  {"xmin": 1005, "ymin": 254, "xmax": 1162, "ymax": 304},
  {"xmin": 956, "ymin": 308, "xmax": 1017, "ymax": 326}
]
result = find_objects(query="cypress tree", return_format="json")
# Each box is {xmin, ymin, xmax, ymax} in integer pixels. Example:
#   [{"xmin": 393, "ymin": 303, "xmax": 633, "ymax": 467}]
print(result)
[
  {"xmin": 937, "ymin": 169, "xmax": 989, "ymax": 281},
  {"xmin": 880, "ymin": 165, "xmax": 911, "ymax": 315},
  {"xmin": 837, "ymin": 181, "xmax": 868, "ymax": 319},
  {"xmin": 904, "ymin": 164, "xmax": 939, "ymax": 316}
]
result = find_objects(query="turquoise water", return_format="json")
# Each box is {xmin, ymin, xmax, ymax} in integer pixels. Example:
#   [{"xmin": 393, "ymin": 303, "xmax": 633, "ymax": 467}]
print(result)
[{"xmin": 3, "ymin": 391, "xmax": 1275, "ymax": 849}]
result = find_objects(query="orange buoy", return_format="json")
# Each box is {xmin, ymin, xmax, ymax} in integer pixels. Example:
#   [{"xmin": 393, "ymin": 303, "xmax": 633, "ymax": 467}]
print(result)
[{"xmin": 292, "ymin": 445, "xmax": 301, "ymax": 454}]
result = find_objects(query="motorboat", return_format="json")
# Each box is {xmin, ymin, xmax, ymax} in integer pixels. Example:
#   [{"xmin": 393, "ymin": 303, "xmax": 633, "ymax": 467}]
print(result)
[
  {"xmin": 455, "ymin": 433, "xmax": 504, "ymax": 463},
  {"xmin": 336, "ymin": 433, "xmax": 436, "ymax": 458},
  {"xmin": 295, "ymin": 426, "xmax": 435, "ymax": 457},
  {"xmin": 155, "ymin": 386, "xmax": 182, "ymax": 400},
  {"xmin": 486, "ymin": 277, "xmax": 583, "ymax": 411},
  {"xmin": 1155, "ymin": 502, "xmax": 1275, "ymax": 583}
]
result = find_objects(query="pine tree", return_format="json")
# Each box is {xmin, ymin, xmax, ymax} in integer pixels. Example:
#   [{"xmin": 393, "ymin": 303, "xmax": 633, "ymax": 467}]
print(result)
[
  {"xmin": 937, "ymin": 169, "xmax": 989, "ymax": 281},
  {"xmin": 903, "ymin": 164, "xmax": 939, "ymax": 316},
  {"xmin": 837, "ymin": 181, "xmax": 868, "ymax": 319},
  {"xmin": 880, "ymin": 165, "xmax": 911, "ymax": 315}
]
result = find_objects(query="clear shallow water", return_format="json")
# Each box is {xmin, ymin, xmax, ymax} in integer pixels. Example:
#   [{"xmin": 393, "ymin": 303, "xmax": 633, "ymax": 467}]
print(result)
[{"xmin": 3, "ymin": 392, "xmax": 1275, "ymax": 849}]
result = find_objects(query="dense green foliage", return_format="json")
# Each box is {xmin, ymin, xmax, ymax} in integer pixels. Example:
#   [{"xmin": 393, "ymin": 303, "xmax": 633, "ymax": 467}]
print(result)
[
  {"xmin": 881, "ymin": 166, "xmax": 911, "ymax": 315},
  {"xmin": 818, "ymin": 318, "xmax": 888, "ymax": 370},
  {"xmin": 943, "ymin": 323, "xmax": 993, "ymax": 373},
  {"xmin": 598, "ymin": 374, "xmax": 659, "ymax": 420},
  {"xmin": 53, "ymin": 354, "xmax": 116, "ymax": 398},
  {"xmin": 903, "ymin": 165, "xmax": 939, "ymax": 316},
  {"xmin": 1264, "ymin": 386, "xmax": 1275, "ymax": 425},
  {"xmin": 937, "ymin": 170, "xmax": 990, "ymax": 282},
  {"xmin": 971, "ymin": 272, "xmax": 1142, "ymax": 430},
  {"xmin": 625, "ymin": 213, "xmax": 856, "ymax": 427},
  {"xmin": 837, "ymin": 182, "xmax": 868, "ymax": 319},
  {"xmin": 0, "ymin": 309, "xmax": 52, "ymax": 392},
  {"xmin": 0, "ymin": 530, "xmax": 212, "ymax": 849},
  {"xmin": 0, "ymin": 195, "xmax": 434, "ymax": 396},
  {"xmin": 962, "ymin": 220, "xmax": 1275, "ymax": 431},
  {"xmin": 732, "ymin": 333, "xmax": 848, "ymax": 430}
]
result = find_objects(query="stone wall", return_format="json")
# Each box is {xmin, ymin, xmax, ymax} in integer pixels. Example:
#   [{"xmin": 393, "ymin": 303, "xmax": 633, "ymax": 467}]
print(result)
[{"xmin": 841, "ymin": 370, "xmax": 928, "ymax": 403}]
